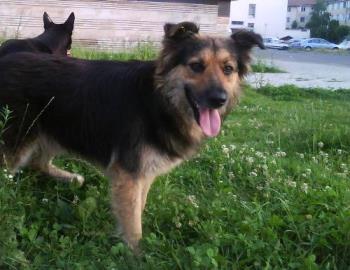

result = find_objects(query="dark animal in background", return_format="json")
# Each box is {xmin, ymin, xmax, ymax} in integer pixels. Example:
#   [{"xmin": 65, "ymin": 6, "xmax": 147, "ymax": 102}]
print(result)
[
  {"xmin": 0, "ymin": 22, "xmax": 264, "ymax": 252},
  {"xmin": 0, "ymin": 12, "xmax": 75, "ymax": 57}
]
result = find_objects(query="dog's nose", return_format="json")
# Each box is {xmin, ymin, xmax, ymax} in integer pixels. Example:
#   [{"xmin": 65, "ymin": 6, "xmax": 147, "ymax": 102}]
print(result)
[{"xmin": 207, "ymin": 90, "xmax": 227, "ymax": 108}]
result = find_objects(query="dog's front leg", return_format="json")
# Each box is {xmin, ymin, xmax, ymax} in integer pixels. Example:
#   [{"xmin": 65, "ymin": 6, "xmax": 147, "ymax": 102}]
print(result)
[{"xmin": 110, "ymin": 170, "xmax": 143, "ymax": 253}]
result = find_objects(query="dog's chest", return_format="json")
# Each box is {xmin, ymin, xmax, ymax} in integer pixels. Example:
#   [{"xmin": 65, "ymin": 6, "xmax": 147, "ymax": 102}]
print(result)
[{"xmin": 141, "ymin": 147, "xmax": 182, "ymax": 177}]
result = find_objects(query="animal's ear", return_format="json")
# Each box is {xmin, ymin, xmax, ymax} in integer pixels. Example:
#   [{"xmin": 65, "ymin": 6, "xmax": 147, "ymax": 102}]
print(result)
[
  {"xmin": 43, "ymin": 12, "xmax": 53, "ymax": 30},
  {"xmin": 231, "ymin": 31, "xmax": 265, "ymax": 50},
  {"xmin": 164, "ymin": 22, "xmax": 199, "ymax": 41},
  {"xmin": 64, "ymin": 12, "xmax": 75, "ymax": 33}
]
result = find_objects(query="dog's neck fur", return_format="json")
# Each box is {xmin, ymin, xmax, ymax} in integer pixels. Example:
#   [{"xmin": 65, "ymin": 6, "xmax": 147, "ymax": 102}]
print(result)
[
  {"xmin": 147, "ymin": 62, "xmax": 203, "ymax": 158},
  {"xmin": 34, "ymin": 31, "xmax": 65, "ymax": 54}
]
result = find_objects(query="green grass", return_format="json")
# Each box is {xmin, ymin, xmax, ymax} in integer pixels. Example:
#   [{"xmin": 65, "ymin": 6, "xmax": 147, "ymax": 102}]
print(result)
[
  {"xmin": 251, "ymin": 60, "xmax": 285, "ymax": 73},
  {"xmin": 1, "ymin": 50, "xmax": 350, "ymax": 269},
  {"xmin": 71, "ymin": 45, "xmax": 157, "ymax": 61}
]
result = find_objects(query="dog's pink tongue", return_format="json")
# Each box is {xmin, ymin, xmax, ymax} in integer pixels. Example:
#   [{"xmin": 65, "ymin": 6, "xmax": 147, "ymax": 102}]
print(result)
[{"xmin": 199, "ymin": 108, "xmax": 221, "ymax": 137}]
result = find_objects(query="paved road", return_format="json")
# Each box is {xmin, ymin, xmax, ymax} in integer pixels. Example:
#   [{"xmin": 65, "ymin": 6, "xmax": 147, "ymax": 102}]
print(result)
[{"xmin": 248, "ymin": 49, "xmax": 350, "ymax": 89}]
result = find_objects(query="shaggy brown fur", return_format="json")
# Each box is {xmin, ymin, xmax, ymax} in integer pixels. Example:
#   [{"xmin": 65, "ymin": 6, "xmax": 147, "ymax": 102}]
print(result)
[{"xmin": 0, "ymin": 22, "xmax": 263, "ymax": 252}]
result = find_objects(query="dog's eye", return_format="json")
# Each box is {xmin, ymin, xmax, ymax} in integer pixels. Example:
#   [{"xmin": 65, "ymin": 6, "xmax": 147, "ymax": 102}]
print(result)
[
  {"xmin": 223, "ymin": 65, "xmax": 234, "ymax": 75},
  {"xmin": 189, "ymin": 62, "xmax": 205, "ymax": 73}
]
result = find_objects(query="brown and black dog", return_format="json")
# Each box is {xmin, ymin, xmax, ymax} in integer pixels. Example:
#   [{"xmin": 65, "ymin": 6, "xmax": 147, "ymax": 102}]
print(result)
[
  {"xmin": 0, "ymin": 22, "xmax": 263, "ymax": 252},
  {"xmin": 0, "ymin": 12, "xmax": 74, "ymax": 57}
]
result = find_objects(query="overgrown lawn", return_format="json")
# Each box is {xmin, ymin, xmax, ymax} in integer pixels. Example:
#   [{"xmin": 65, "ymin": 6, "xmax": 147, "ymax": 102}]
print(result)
[{"xmin": 1, "ymin": 50, "xmax": 349, "ymax": 269}]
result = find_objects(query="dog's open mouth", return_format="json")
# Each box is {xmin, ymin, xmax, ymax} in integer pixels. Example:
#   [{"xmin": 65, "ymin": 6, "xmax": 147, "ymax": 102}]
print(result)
[{"xmin": 185, "ymin": 87, "xmax": 221, "ymax": 137}]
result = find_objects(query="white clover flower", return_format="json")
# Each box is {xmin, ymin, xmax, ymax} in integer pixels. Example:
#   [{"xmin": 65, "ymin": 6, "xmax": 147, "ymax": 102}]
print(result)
[
  {"xmin": 246, "ymin": 156, "xmax": 255, "ymax": 164},
  {"xmin": 255, "ymin": 151, "xmax": 264, "ymax": 158},
  {"xmin": 229, "ymin": 144, "xmax": 237, "ymax": 151},
  {"xmin": 175, "ymin": 221, "xmax": 182, "ymax": 228},
  {"xmin": 297, "ymin": 153, "xmax": 305, "ymax": 159},
  {"xmin": 262, "ymin": 164, "xmax": 268, "ymax": 171},
  {"xmin": 274, "ymin": 151, "xmax": 286, "ymax": 158},
  {"xmin": 287, "ymin": 180, "xmax": 297, "ymax": 188},
  {"xmin": 319, "ymin": 151, "xmax": 328, "ymax": 158},
  {"xmin": 187, "ymin": 195, "xmax": 199, "ymax": 208},
  {"xmin": 256, "ymin": 185, "xmax": 263, "ymax": 191},
  {"xmin": 340, "ymin": 163, "xmax": 347, "ymax": 170},
  {"xmin": 228, "ymin": 172, "xmax": 235, "ymax": 179},
  {"xmin": 318, "ymin": 142, "xmax": 324, "ymax": 148},
  {"xmin": 305, "ymin": 214, "xmax": 312, "ymax": 220},
  {"xmin": 301, "ymin": 173, "xmax": 307, "ymax": 178},
  {"xmin": 249, "ymin": 171, "xmax": 258, "ymax": 177},
  {"xmin": 305, "ymin": 169, "xmax": 312, "ymax": 175},
  {"xmin": 271, "ymin": 159, "xmax": 277, "ymax": 165},
  {"xmin": 301, "ymin": 183, "xmax": 308, "ymax": 193},
  {"xmin": 8, "ymin": 174, "xmax": 13, "ymax": 179},
  {"xmin": 42, "ymin": 198, "xmax": 49, "ymax": 203},
  {"xmin": 222, "ymin": 145, "xmax": 229, "ymax": 156},
  {"xmin": 325, "ymin": 186, "xmax": 332, "ymax": 191},
  {"xmin": 337, "ymin": 149, "xmax": 343, "ymax": 155}
]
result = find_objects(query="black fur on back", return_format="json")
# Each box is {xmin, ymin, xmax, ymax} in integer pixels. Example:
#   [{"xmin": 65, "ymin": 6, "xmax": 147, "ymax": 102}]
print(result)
[
  {"xmin": 0, "ymin": 53, "xmax": 194, "ymax": 173},
  {"xmin": 0, "ymin": 22, "xmax": 263, "ymax": 175},
  {"xmin": 0, "ymin": 12, "xmax": 75, "ymax": 57}
]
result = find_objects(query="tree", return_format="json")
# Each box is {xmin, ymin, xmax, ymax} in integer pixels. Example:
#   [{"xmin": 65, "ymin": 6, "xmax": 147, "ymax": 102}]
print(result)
[
  {"xmin": 306, "ymin": 0, "xmax": 331, "ymax": 38},
  {"xmin": 291, "ymin": 20, "xmax": 298, "ymax": 29},
  {"xmin": 306, "ymin": 0, "xmax": 350, "ymax": 43}
]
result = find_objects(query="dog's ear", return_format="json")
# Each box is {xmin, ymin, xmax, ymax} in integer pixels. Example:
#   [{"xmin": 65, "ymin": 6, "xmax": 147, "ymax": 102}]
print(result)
[
  {"xmin": 43, "ymin": 12, "xmax": 53, "ymax": 30},
  {"xmin": 164, "ymin": 22, "xmax": 199, "ymax": 41},
  {"xmin": 230, "ymin": 31, "xmax": 264, "ymax": 78},
  {"xmin": 231, "ymin": 31, "xmax": 265, "ymax": 50},
  {"xmin": 64, "ymin": 12, "xmax": 75, "ymax": 33}
]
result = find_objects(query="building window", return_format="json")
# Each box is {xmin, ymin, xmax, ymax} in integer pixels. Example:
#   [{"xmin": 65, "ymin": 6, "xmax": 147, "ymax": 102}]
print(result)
[
  {"xmin": 300, "ymin": 17, "xmax": 305, "ymax": 22},
  {"xmin": 248, "ymin": 4, "xmax": 256, "ymax": 17},
  {"xmin": 248, "ymin": 23, "xmax": 254, "ymax": 28},
  {"xmin": 287, "ymin": 17, "xmax": 290, "ymax": 23},
  {"xmin": 301, "ymin": 6, "xmax": 306, "ymax": 12},
  {"xmin": 231, "ymin": 21, "xmax": 244, "ymax": 25},
  {"xmin": 218, "ymin": 1, "xmax": 230, "ymax": 17},
  {"xmin": 288, "ymin": 7, "xmax": 291, "ymax": 12},
  {"xmin": 344, "ymin": 1, "xmax": 347, "ymax": 8}
]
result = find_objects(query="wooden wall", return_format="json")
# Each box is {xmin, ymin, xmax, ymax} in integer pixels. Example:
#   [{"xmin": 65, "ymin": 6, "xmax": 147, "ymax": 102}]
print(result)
[{"xmin": 0, "ymin": 0, "xmax": 230, "ymax": 50}]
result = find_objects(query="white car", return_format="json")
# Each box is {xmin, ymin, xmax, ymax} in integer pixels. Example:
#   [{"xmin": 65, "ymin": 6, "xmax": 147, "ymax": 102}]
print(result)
[
  {"xmin": 263, "ymin": 38, "xmax": 289, "ymax": 50},
  {"xmin": 339, "ymin": 40, "xmax": 350, "ymax": 50}
]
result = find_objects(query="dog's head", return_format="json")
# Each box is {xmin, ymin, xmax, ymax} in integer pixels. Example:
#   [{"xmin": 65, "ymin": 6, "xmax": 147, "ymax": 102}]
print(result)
[
  {"xmin": 156, "ymin": 22, "xmax": 264, "ymax": 138},
  {"xmin": 42, "ymin": 12, "xmax": 75, "ymax": 56}
]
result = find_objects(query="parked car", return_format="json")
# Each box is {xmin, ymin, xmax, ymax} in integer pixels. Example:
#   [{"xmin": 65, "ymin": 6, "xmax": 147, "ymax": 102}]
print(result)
[
  {"xmin": 263, "ymin": 37, "xmax": 289, "ymax": 50},
  {"xmin": 339, "ymin": 40, "xmax": 350, "ymax": 50},
  {"xmin": 290, "ymin": 38, "xmax": 339, "ymax": 50}
]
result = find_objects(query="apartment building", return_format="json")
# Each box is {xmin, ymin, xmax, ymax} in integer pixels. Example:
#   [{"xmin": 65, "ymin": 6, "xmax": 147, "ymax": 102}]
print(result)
[
  {"xmin": 230, "ymin": 0, "xmax": 288, "ymax": 37},
  {"xmin": 327, "ymin": 0, "xmax": 350, "ymax": 26},
  {"xmin": 287, "ymin": 0, "xmax": 316, "ymax": 29}
]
